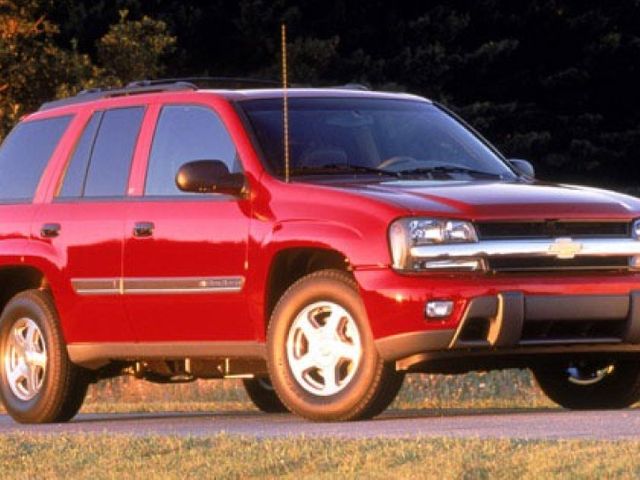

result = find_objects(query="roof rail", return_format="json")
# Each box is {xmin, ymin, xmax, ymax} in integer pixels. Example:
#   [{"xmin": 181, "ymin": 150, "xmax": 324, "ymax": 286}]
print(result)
[
  {"xmin": 38, "ymin": 81, "xmax": 196, "ymax": 111},
  {"xmin": 328, "ymin": 83, "xmax": 370, "ymax": 91},
  {"xmin": 38, "ymin": 76, "xmax": 282, "ymax": 111},
  {"xmin": 127, "ymin": 77, "xmax": 281, "ymax": 89}
]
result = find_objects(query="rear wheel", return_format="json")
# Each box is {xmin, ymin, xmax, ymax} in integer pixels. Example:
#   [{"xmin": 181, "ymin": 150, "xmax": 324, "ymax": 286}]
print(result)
[
  {"xmin": 243, "ymin": 377, "xmax": 288, "ymax": 413},
  {"xmin": 267, "ymin": 270, "xmax": 394, "ymax": 421},
  {"xmin": 0, "ymin": 290, "xmax": 89, "ymax": 423},
  {"xmin": 533, "ymin": 359, "xmax": 640, "ymax": 410}
]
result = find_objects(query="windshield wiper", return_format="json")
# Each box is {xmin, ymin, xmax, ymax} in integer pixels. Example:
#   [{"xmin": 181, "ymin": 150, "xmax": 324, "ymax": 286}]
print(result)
[
  {"xmin": 398, "ymin": 165, "xmax": 504, "ymax": 179},
  {"xmin": 292, "ymin": 163, "xmax": 401, "ymax": 178}
]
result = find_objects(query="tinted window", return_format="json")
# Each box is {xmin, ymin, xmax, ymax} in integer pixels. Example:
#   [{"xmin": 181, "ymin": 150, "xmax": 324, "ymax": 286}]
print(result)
[
  {"xmin": 58, "ymin": 112, "xmax": 101, "ymax": 198},
  {"xmin": 241, "ymin": 98, "xmax": 514, "ymax": 179},
  {"xmin": 0, "ymin": 115, "xmax": 71, "ymax": 201},
  {"xmin": 145, "ymin": 105, "xmax": 238, "ymax": 196},
  {"xmin": 83, "ymin": 107, "xmax": 144, "ymax": 197}
]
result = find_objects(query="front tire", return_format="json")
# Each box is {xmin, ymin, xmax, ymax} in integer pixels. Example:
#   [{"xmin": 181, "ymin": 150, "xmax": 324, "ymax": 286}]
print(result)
[
  {"xmin": 0, "ymin": 290, "xmax": 89, "ymax": 423},
  {"xmin": 533, "ymin": 359, "xmax": 640, "ymax": 410},
  {"xmin": 267, "ymin": 270, "xmax": 395, "ymax": 421}
]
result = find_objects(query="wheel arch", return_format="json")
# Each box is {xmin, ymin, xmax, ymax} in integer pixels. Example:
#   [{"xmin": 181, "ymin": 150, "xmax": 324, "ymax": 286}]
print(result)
[{"xmin": 262, "ymin": 246, "xmax": 354, "ymax": 336}]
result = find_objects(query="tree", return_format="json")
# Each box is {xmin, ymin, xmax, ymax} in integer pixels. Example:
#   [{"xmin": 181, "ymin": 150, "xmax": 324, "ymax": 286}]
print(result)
[
  {"xmin": 96, "ymin": 10, "xmax": 176, "ymax": 85},
  {"xmin": 0, "ymin": 0, "xmax": 94, "ymax": 137}
]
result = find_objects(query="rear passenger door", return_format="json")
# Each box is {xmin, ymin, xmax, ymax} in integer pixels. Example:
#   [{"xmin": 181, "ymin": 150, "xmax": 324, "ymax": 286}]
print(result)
[
  {"xmin": 33, "ymin": 107, "xmax": 145, "ymax": 343},
  {"xmin": 123, "ymin": 103, "xmax": 251, "ymax": 342}
]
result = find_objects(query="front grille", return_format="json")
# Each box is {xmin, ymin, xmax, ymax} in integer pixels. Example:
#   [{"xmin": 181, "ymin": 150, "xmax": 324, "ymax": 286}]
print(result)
[
  {"xmin": 476, "ymin": 221, "xmax": 629, "ymax": 240},
  {"xmin": 474, "ymin": 220, "xmax": 633, "ymax": 273},
  {"xmin": 487, "ymin": 256, "xmax": 630, "ymax": 272}
]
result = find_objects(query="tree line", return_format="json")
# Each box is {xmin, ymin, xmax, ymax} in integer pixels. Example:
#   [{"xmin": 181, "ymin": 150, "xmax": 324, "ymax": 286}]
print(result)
[{"xmin": 2, "ymin": 0, "xmax": 640, "ymax": 186}]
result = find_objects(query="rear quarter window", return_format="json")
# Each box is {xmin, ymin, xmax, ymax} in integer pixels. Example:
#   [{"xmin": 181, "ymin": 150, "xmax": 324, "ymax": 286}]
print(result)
[{"xmin": 0, "ymin": 116, "xmax": 72, "ymax": 201}]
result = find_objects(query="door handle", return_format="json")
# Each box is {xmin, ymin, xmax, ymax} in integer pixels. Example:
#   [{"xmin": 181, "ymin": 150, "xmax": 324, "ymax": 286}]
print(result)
[
  {"xmin": 40, "ymin": 223, "xmax": 61, "ymax": 238},
  {"xmin": 133, "ymin": 221, "xmax": 154, "ymax": 238}
]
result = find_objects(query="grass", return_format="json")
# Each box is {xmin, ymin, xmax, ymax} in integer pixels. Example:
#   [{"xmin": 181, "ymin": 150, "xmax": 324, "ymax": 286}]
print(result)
[
  {"xmin": 1, "ymin": 434, "xmax": 640, "ymax": 479},
  {"xmin": 74, "ymin": 369, "xmax": 554, "ymax": 414},
  {"xmin": 0, "ymin": 370, "xmax": 632, "ymax": 479}
]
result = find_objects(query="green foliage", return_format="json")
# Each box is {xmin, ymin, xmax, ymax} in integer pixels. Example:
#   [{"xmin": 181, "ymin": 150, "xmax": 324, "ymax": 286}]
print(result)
[
  {"xmin": 0, "ymin": 0, "xmax": 94, "ymax": 137},
  {"xmin": 97, "ymin": 10, "xmax": 176, "ymax": 86},
  {"xmin": 2, "ymin": 1, "xmax": 640, "ymax": 185}
]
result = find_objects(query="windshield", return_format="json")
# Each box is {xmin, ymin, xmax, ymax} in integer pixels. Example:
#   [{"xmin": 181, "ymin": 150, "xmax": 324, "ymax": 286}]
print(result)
[{"xmin": 240, "ymin": 97, "xmax": 515, "ymax": 180}]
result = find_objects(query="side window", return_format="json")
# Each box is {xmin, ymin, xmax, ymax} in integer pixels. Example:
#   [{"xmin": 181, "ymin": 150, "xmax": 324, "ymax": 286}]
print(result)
[
  {"xmin": 0, "ymin": 115, "xmax": 72, "ymax": 201},
  {"xmin": 84, "ymin": 107, "xmax": 144, "ymax": 197},
  {"xmin": 145, "ymin": 105, "xmax": 238, "ymax": 196},
  {"xmin": 57, "ymin": 107, "xmax": 144, "ymax": 199},
  {"xmin": 58, "ymin": 112, "xmax": 101, "ymax": 198}
]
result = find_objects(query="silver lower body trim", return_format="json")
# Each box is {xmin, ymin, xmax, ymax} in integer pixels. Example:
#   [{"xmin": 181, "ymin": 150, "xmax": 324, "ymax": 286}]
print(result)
[{"xmin": 71, "ymin": 276, "xmax": 245, "ymax": 295}]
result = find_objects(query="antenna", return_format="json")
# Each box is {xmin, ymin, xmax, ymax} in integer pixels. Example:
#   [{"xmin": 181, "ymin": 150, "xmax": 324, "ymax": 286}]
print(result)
[{"xmin": 281, "ymin": 24, "xmax": 291, "ymax": 183}]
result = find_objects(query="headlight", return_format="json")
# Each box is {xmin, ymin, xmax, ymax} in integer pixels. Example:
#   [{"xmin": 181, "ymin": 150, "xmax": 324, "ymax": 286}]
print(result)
[{"xmin": 389, "ymin": 217, "xmax": 479, "ymax": 271}]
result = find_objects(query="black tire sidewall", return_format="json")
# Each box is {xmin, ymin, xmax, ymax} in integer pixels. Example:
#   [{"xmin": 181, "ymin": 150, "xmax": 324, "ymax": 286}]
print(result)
[
  {"xmin": 533, "ymin": 361, "xmax": 640, "ymax": 409},
  {"xmin": 267, "ymin": 271, "xmax": 382, "ymax": 420},
  {"xmin": 0, "ymin": 291, "xmax": 67, "ymax": 423}
]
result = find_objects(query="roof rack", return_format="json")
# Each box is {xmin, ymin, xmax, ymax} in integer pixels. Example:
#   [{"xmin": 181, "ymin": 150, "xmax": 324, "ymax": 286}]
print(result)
[
  {"xmin": 331, "ymin": 83, "xmax": 370, "ymax": 91},
  {"xmin": 38, "ymin": 76, "xmax": 280, "ymax": 111},
  {"xmin": 127, "ymin": 77, "xmax": 281, "ymax": 89},
  {"xmin": 38, "ymin": 81, "xmax": 196, "ymax": 111}
]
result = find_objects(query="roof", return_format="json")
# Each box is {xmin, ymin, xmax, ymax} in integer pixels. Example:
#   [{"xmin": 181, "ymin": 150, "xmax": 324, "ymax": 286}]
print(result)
[{"xmin": 37, "ymin": 78, "xmax": 430, "ymax": 112}]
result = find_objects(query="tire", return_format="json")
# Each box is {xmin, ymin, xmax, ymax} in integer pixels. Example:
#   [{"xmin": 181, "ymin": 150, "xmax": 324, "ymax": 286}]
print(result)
[
  {"xmin": 267, "ymin": 269, "xmax": 390, "ymax": 421},
  {"xmin": 0, "ymin": 290, "xmax": 89, "ymax": 423},
  {"xmin": 533, "ymin": 359, "xmax": 640, "ymax": 410},
  {"xmin": 358, "ymin": 364, "xmax": 405, "ymax": 419},
  {"xmin": 243, "ymin": 377, "xmax": 289, "ymax": 413}
]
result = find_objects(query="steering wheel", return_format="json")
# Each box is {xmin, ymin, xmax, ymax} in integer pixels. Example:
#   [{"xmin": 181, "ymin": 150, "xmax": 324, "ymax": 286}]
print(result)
[{"xmin": 376, "ymin": 156, "xmax": 422, "ymax": 172}]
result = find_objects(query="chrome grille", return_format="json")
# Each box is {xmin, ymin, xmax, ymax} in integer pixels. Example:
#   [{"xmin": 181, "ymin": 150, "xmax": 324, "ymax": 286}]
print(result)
[
  {"xmin": 476, "ymin": 220, "xmax": 632, "ymax": 273},
  {"xmin": 476, "ymin": 221, "xmax": 629, "ymax": 240}
]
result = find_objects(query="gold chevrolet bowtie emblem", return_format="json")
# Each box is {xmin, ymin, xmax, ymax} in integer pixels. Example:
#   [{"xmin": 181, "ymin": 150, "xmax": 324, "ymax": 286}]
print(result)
[{"xmin": 548, "ymin": 237, "xmax": 582, "ymax": 259}]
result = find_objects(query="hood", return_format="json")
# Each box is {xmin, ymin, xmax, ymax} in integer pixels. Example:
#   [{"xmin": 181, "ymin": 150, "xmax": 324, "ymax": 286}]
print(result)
[{"xmin": 323, "ymin": 179, "xmax": 640, "ymax": 220}]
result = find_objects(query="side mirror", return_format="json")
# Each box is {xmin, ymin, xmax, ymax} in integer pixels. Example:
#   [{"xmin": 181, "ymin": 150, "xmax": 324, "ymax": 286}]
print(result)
[
  {"xmin": 509, "ymin": 158, "xmax": 535, "ymax": 178},
  {"xmin": 175, "ymin": 160, "xmax": 245, "ymax": 195}
]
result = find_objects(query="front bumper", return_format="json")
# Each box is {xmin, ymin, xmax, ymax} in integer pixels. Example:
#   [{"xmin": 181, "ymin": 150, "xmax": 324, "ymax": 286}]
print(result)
[{"xmin": 354, "ymin": 268, "xmax": 640, "ymax": 362}]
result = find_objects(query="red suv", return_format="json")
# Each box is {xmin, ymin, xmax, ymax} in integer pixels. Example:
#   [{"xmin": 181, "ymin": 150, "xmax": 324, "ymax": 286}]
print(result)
[{"xmin": 2, "ymin": 78, "xmax": 640, "ymax": 423}]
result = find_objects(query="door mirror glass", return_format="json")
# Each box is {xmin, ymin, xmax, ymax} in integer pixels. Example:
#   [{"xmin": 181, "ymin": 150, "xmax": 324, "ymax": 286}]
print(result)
[
  {"xmin": 175, "ymin": 160, "xmax": 245, "ymax": 195},
  {"xmin": 509, "ymin": 158, "xmax": 535, "ymax": 178}
]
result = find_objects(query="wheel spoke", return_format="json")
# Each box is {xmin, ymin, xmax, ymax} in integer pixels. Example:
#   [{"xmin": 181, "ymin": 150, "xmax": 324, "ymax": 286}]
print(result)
[
  {"xmin": 26, "ymin": 364, "xmax": 40, "ymax": 396},
  {"xmin": 28, "ymin": 351, "xmax": 47, "ymax": 369},
  {"xmin": 299, "ymin": 314, "xmax": 321, "ymax": 343},
  {"xmin": 291, "ymin": 353, "xmax": 317, "ymax": 377},
  {"xmin": 334, "ymin": 340, "xmax": 359, "ymax": 362},
  {"xmin": 321, "ymin": 363, "xmax": 339, "ymax": 392},
  {"xmin": 12, "ymin": 327, "xmax": 26, "ymax": 350},
  {"xmin": 6, "ymin": 363, "xmax": 23, "ymax": 386},
  {"xmin": 25, "ymin": 323, "xmax": 38, "ymax": 350},
  {"xmin": 323, "ymin": 308, "xmax": 344, "ymax": 337}
]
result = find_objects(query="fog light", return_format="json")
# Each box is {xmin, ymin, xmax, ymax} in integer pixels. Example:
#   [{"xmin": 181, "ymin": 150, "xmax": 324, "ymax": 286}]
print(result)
[
  {"xmin": 630, "ymin": 256, "xmax": 640, "ymax": 270},
  {"xmin": 426, "ymin": 300, "xmax": 454, "ymax": 319}
]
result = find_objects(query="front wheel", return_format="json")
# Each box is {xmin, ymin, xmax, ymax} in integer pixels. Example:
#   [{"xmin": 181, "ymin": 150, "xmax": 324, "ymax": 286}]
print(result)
[
  {"xmin": 0, "ymin": 290, "xmax": 89, "ymax": 423},
  {"xmin": 532, "ymin": 359, "xmax": 640, "ymax": 410},
  {"xmin": 267, "ymin": 270, "xmax": 397, "ymax": 421}
]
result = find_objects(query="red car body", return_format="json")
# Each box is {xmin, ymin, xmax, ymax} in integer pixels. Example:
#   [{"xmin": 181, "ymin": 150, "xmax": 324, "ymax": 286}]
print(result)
[{"xmin": 4, "ymin": 86, "xmax": 640, "ymax": 372}]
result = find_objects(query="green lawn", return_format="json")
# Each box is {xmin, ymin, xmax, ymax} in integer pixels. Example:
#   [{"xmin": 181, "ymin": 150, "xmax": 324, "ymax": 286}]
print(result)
[
  {"xmin": 1, "ymin": 370, "xmax": 634, "ymax": 479},
  {"xmin": 2, "ymin": 434, "xmax": 639, "ymax": 479}
]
